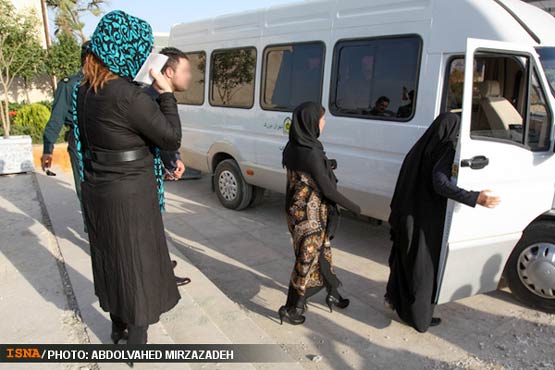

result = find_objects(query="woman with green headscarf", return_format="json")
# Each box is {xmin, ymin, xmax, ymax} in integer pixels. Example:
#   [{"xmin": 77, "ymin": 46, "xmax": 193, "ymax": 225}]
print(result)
[{"xmin": 72, "ymin": 10, "xmax": 181, "ymax": 344}]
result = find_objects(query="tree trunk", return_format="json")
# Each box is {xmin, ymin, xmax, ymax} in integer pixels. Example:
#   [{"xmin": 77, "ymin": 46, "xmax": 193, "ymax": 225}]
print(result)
[
  {"xmin": 1, "ymin": 96, "xmax": 10, "ymax": 138},
  {"xmin": 23, "ymin": 77, "xmax": 31, "ymax": 103}
]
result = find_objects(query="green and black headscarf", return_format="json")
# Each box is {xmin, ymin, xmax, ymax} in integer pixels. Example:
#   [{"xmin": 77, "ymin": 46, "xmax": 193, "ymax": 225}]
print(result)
[{"xmin": 72, "ymin": 10, "xmax": 167, "ymax": 211}]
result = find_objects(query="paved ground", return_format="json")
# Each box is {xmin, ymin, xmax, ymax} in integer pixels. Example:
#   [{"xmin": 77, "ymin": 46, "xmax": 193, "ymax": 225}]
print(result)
[
  {"xmin": 161, "ymin": 174, "xmax": 555, "ymax": 370},
  {"xmin": 0, "ymin": 150, "xmax": 554, "ymax": 370}
]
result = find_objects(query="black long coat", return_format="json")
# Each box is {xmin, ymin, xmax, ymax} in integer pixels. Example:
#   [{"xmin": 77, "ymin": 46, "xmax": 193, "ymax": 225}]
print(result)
[
  {"xmin": 386, "ymin": 113, "xmax": 479, "ymax": 333},
  {"xmin": 77, "ymin": 77, "xmax": 182, "ymax": 326}
]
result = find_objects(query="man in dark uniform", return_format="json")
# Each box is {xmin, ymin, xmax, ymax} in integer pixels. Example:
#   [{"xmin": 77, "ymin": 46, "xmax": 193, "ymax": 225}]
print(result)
[{"xmin": 41, "ymin": 42, "xmax": 90, "ymax": 233}]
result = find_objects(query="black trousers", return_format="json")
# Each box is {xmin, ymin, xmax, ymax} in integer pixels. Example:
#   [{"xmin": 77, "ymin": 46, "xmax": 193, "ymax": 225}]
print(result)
[{"xmin": 110, "ymin": 313, "xmax": 149, "ymax": 344}]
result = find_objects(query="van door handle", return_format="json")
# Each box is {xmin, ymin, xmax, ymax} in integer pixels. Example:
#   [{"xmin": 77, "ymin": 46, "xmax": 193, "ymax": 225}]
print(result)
[{"xmin": 460, "ymin": 155, "xmax": 489, "ymax": 170}]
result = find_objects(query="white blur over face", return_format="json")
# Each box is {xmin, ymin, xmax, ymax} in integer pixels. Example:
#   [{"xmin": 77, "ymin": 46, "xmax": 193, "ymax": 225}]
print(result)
[{"xmin": 165, "ymin": 57, "xmax": 192, "ymax": 92}]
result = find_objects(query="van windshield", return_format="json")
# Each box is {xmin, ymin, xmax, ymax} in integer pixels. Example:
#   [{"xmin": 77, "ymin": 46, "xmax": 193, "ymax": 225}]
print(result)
[{"xmin": 537, "ymin": 47, "xmax": 555, "ymax": 96}]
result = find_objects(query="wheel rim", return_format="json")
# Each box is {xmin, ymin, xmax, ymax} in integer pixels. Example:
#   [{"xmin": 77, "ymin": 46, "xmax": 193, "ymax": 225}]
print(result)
[
  {"xmin": 218, "ymin": 170, "xmax": 238, "ymax": 201},
  {"xmin": 517, "ymin": 243, "xmax": 555, "ymax": 299}
]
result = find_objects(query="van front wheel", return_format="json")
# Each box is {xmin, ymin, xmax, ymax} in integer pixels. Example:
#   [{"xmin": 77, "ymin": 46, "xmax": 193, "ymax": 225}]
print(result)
[
  {"xmin": 505, "ymin": 220, "xmax": 555, "ymax": 313},
  {"xmin": 213, "ymin": 159, "xmax": 253, "ymax": 211}
]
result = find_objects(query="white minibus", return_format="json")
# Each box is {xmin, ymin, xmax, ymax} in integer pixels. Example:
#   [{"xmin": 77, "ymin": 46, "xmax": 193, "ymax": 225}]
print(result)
[{"xmin": 169, "ymin": 0, "xmax": 555, "ymax": 313}]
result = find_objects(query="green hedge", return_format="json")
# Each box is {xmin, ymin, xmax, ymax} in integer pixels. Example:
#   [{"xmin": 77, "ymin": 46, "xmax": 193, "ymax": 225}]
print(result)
[{"xmin": 1, "ymin": 101, "xmax": 67, "ymax": 144}]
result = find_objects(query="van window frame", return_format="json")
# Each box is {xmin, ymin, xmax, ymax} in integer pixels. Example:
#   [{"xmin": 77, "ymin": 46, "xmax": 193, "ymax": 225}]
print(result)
[
  {"xmin": 441, "ymin": 51, "xmax": 553, "ymax": 153},
  {"xmin": 328, "ymin": 33, "xmax": 423, "ymax": 123},
  {"xmin": 175, "ymin": 50, "xmax": 206, "ymax": 106},
  {"xmin": 209, "ymin": 46, "xmax": 258, "ymax": 110},
  {"xmin": 260, "ymin": 40, "xmax": 326, "ymax": 112}
]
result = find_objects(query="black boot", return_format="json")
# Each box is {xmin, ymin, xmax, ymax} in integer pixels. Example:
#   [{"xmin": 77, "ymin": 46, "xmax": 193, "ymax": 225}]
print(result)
[
  {"xmin": 325, "ymin": 293, "xmax": 350, "ymax": 312},
  {"xmin": 278, "ymin": 305, "xmax": 306, "ymax": 325},
  {"xmin": 110, "ymin": 314, "xmax": 128, "ymax": 344},
  {"xmin": 111, "ymin": 329, "xmax": 128, "ymax": 344}
]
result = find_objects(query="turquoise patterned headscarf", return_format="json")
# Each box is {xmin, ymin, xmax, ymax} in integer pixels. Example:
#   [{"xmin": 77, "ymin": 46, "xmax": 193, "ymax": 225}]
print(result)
[
  {"xmin": 72, "ymin": 10, "xmax": 167, "ymax": 212},
  {"xmin": 90, "ymin": 10, "xmax": 153, "ymax": 79}
]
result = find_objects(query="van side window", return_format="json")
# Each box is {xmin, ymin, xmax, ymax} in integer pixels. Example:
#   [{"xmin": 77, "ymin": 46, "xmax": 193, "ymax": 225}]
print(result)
[
  {"xmin": 175, "ymin": 51, "xmax": 206, "ymax": 105},
  {"xmin": 329, "ymin": 36, "xmax": 421, "ymax": 121},
  {"xmin": 261, "ymin": 42, "xmax": 325, "ymax": 111},
  {"xmin": 209, "ymin": 47, "xmax": 257, "ymax": 109},
  {"xmin": 445, "ymin": 54, "xmax": 551, "ymax": 151}
]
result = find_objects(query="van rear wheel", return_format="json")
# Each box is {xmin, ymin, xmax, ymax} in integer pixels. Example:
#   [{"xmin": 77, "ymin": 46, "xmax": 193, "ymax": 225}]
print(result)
[
  {"xmin": 213, "ymin": 159, "xmax": 253, "ymax": 211},
  {"xmin": 505, "ymin": 220, "xmax": 555, "ymax": 313}
]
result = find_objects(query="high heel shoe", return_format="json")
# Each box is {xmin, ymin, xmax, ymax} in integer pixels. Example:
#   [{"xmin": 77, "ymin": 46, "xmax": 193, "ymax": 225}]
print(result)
[
  {"xmin": 325, "ymin": 294, "xmax": 350, "ymax": 312},
  {"xmin": 110, "ymin": 330, "xmax": 128, "ymax": 344},
  {"xmin": 278, "ymin": 305, "xmax": 305, "ymax": 325}
]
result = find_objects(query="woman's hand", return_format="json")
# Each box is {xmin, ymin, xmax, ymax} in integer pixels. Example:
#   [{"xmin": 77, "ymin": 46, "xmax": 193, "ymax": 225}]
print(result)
[
  {"xmin": 477, "ymin": 190, "xmax": 501, "ymax": 208},
  {"xmin": 150, "ymin": 68, "xmax": 173, "ymax": 94}
]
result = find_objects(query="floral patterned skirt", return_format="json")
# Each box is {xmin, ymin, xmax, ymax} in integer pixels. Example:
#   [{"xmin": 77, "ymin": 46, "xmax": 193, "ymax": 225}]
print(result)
[{"xmin": 285, "ymin": 170, "xmax": 341, "ymax": 307}]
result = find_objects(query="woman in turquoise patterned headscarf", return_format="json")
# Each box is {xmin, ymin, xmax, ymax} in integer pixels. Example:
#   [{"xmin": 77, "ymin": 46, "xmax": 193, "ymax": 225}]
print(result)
[{"xmin": 73, "ymin": 10, "xmax": 181, "ymax": 345}]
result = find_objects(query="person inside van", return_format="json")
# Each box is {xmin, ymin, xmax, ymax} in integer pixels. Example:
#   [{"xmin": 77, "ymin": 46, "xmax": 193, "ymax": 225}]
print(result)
[
  {"xmin": 369, "ymin": 96, "xmax": 394, "ymax": 117},
  {"xmin": 279, "ymin": 102, "xmax": 361, "ymax": 325},
  {"xmin": 397, "ymin": 89, "xmax": 415, "ymax": 119},
  {"xmin": 385, "ymin": 112, "xmax": 501, "ymax": 333}
]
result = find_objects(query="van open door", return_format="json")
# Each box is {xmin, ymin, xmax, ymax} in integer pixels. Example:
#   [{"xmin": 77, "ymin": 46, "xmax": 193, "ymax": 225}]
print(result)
[{"xmin": 436, "ymin": 38, "xmax": 555, "ymax": 304}]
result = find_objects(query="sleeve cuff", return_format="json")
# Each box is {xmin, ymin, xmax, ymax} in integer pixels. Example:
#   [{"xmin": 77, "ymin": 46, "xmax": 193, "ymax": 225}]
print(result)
[
  {"xmin": 469, "ymin": 191, "xmax": 481, "ymax": 208},
  {"xmin": 43, "ymin": 142, "xmax": 54, "ymax": 154}
]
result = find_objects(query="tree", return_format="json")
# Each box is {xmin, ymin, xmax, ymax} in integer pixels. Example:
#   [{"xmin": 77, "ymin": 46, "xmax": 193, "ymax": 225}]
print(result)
[
  {"xmin": 0, "ymin": 0, "xmax": 47, "ymax": 138},
  {"xmin": 46, "ymin": 32, "xmax": 81, "ymax": 79},
  {"xmin": 46, "ymin": 0, "xmax": 106, "ymax": 43}
]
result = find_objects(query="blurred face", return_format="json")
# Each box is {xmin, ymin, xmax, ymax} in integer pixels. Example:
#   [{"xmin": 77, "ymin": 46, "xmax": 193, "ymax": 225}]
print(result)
[
  {"xmin": 164, "ymin": 57, "xmax": 191, "ymax": 92},
  {"xmin": 376, "ymin": 99, "xmax": 389, "ymax": 113},
  {"xmin": 318, "ymin": 113, "xmax": 326, "ymax": 134}
]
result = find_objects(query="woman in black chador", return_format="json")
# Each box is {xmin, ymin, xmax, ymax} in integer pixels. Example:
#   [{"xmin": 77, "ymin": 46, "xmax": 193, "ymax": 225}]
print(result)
[
  {"xmin": 72, "ymin": 10, "xmax": 181, "ymax": 344},
  {"xmin": 280, "ymin": 102, "xmax": 361, "ymax": 325},
  {"xmin": 385, "ymin": 112, "xmax": 500, "ymax": 332}
]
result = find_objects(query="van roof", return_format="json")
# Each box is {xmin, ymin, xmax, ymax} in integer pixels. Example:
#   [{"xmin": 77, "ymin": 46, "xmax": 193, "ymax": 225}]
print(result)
[{"xmin": 169, "ymin": 0, "xmax": 555, "ymax": 50}]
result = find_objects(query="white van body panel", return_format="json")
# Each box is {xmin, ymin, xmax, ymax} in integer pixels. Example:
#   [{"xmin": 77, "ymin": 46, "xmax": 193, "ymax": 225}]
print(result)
[
  {"xmin": 170, "ymin": 0, "xmax": 555, "ymax": 303},
  {"xmin": 171, "ymin": 0, "xmax": 555, "ymax": 219}
]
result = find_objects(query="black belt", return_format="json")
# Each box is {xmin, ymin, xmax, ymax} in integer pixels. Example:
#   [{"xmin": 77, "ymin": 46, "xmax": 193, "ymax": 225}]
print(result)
[{"xmin": 84, "ymin": 147, "xmax": 150, "ymax": 164}]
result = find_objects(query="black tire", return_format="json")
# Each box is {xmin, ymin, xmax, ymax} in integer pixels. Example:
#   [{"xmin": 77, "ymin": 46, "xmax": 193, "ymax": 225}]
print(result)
[
  {"xmin": 248, "ymin": 186, "xmax": 265, "ymax": 208},
  {"xmin": 213, "ymin": 159, "xmax": 253, "ymax": 211},
  {"xmin": 504, "ymin": 220, "xmax": 555, "ymax": 313}
]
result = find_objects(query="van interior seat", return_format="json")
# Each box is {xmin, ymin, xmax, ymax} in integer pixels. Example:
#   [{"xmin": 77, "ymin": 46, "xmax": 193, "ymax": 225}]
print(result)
[{"xmin": 474, "ymin": 80, "xmax": 522, "ymax": 139}]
